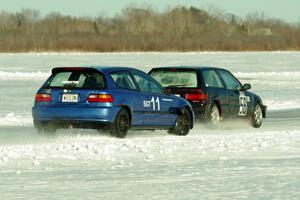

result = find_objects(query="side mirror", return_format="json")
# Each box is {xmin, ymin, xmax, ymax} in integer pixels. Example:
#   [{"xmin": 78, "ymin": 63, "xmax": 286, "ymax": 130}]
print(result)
[
  {"xmin": 240, "ymin": 83, "xmax": 251, "ymax": 91},
  {"xmin": 164, "ymin": 88, "xmax": 171, "ymax": 95}
]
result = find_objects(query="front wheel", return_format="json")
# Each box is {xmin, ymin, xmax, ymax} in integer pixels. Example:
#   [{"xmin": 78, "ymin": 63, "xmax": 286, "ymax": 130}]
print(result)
[
  {"xmin": 169, "ymin": 108, "xmax": 191, "ymax": 136},
  {"xmin": 251, "ymin": 103, "xmax": 263, "ymax": 128},
  {"xmin": 110, "ymin": 109, "xmax": 130, "ymax": 138}
]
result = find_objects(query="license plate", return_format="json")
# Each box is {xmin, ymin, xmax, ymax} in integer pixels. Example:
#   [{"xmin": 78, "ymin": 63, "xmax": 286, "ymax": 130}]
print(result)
[{"xmin": 62, "ymin": 94, "xmax": 78, "ymax": 103}]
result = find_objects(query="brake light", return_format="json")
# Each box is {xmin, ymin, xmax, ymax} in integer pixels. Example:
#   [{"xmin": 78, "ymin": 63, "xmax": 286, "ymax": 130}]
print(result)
[
  {"xmin": 35, "ymin": 93, "xmax": 52, "ymax": 102},
  {"xmin": 185, "ymin": 93, "xmax": 208, "ymax": 101},
  {"xmin": 88, "ymin": 94, "xmax": 114, "ymax": 103}
]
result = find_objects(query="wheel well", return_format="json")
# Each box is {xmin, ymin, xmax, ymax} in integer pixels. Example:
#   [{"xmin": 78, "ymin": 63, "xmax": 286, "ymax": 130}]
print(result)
[
  {"xmin": 185, "ymin": 106, "xmax": 194, "ymax": 129},
  {"xmin": 120, "ymin": 105, "xmax": 132, "ymax": 126},
  {"xmin": 257, "ymin": 100, "xmax": 263, "ymax": 106},
  {"xmin": 213, "ymin": 100, "xmax": 222, "ymax": 116}
]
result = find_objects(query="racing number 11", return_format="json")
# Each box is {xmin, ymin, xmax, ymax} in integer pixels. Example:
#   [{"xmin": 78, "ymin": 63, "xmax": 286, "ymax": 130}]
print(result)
[
  {"xmin": 150, "ymin": 97, "xmax": 160, "ymax": 111},
  {"xmin": 143, "ymin": 96, "xmax": 161, "ymax": 111}
]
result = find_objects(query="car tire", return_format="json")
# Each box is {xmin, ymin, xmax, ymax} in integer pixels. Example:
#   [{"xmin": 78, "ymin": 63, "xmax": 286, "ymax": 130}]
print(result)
[
  {"xmin": 169, "ymin": 108, "xmax": 191, "ymax": 136},
  {"xmin": 110, "ymin": 109, "xmax": 130, "ymax": 138},
  {"xmin": 36, "ymin": 122, "xmax": 57, "ymax": 135},
  {"xmin": 207, "ymin": 103, "xmax": 220, "ymax": 128},
  {"xmin": 251, "ymin": 103, "xmax": 263, "ymax": 128}
]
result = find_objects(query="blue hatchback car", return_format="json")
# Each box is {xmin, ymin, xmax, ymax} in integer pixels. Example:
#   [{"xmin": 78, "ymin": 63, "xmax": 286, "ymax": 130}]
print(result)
[{"xmin": 32, "ymin": 67, "xmax": 194, "ymax": 138}]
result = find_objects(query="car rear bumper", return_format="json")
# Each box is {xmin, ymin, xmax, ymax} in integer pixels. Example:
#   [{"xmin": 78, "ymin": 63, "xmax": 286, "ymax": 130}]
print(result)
[
  {"xmin": 34, "ymin": 120, "xmax": 112, "ymax": 130},
  {"xmin": 32, "ymin": 105, "xmax": 120, "ymax": 124},
  {"xmin": 189, "ymin": 101, "xmax": 209, "ymax": 119}
]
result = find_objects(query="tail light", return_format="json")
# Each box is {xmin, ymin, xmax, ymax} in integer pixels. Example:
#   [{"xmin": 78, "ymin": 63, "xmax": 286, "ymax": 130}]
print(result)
[
  {"xmin": 35, "ymin": 93, "xmax": 52, "ymax": 102},
  {"xmin": 185, "ymin": 89, "xmax": 208, "ymax": 101},
  {"xmin": 88, "ymin": 94, "xmax": 114, "ymax": 103}
]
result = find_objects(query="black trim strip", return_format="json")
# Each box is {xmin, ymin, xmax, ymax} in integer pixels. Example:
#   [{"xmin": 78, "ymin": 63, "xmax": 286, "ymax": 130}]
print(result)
[
  {"xmin": 131, "ymin": 125, "xmax": 173, "ymax": 130},
  {"xmin": 133, "ymin": 111, "xmax": 175, "ymax": 115}
]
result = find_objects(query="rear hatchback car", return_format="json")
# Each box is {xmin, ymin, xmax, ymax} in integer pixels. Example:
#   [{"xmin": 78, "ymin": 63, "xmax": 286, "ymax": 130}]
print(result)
[
  {"xmin": 32, "ymin": 67, "xmax": 194, "ymax": 138},
  {"xmin": 149, "ymin": 66, "xmax": 267, "ymax": 128}
]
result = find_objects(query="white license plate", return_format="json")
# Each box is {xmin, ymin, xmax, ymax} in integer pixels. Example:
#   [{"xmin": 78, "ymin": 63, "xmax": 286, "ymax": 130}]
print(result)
[{"xmin": 62, "ymin": 94, "xmax": 78, "ymax": 103}]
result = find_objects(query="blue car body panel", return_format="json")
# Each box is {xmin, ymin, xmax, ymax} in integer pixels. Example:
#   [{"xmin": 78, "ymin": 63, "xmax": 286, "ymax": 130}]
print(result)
[{"xmin": 32, "ymin": 66, "xmax": 194, "ymax": 129}]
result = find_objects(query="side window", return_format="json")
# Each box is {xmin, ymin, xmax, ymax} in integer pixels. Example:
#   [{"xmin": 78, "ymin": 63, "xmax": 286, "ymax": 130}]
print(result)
[
  {"xmin": 202, "ymin": 70, "xmax": 224, "ymax": 88},
  {"xmin": 78, "ymin": 72, "xmax": 105, "ymax": 88},
  {"xmin": 132, "ymin": 71, "xmax": 163, "ymax": 94},
  {"xmin": 218, "ymin": 70, "xmax": 241, "ymax": 90},
  {"xmin": 110, "ymin": 71, "xmax": 137, "ymax": 90}
]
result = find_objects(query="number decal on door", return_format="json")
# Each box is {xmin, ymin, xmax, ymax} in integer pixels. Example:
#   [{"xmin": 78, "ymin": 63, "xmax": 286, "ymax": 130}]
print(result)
[
  {"xmin": 144, "ymin": 97, "xmax": 160, "ymax": 111},
  {"xmin": 238, "ymin": 92, "xmax": 250, "ymax": 116},
  {"xmin": 155, "ymin": 97, "xmax": 160, "ymax": 111}
]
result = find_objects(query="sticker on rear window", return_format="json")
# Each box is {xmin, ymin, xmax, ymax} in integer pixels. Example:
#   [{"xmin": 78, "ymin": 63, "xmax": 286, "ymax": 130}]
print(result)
[{"xmin": 62, "ymin": 81, "xmax": 79, "ymax": 85}]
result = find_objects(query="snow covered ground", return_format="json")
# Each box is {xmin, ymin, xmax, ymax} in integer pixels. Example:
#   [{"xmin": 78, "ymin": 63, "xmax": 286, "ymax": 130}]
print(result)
[{"xmin": 0, "ymin": 52, "xmax": 299, "ymax": 199}]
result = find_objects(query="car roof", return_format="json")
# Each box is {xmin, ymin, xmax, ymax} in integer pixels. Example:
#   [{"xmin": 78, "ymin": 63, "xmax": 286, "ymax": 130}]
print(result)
[{"xmin": 150, "ymin": 66, "xmax": 225, "ymax": 71}]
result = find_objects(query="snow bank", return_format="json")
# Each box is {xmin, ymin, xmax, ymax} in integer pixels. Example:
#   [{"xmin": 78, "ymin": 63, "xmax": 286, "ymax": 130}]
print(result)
[
  {"xmin": 0, "ymin": 71, "xmax": 49, "ymax": 80},
  {"xmin": 1, "ymin": 70, "xmax": 299, "ymax": 82},
  {"xmin": 0, "ymin": 113, "xmax": 32, "ymax": 127},
  {"xmin": 234, "ymin": 71, "xmax": 300, "ymax": 79},
  {"xmin": 265, "ymin": 100, "xmax": 300, "ymax": 110}
]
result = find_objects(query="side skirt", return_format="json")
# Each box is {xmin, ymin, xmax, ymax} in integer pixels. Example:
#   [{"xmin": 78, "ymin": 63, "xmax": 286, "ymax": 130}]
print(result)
[{"xmin": 131, "ymin": 125, "xmax": 173, "ymax": 130}]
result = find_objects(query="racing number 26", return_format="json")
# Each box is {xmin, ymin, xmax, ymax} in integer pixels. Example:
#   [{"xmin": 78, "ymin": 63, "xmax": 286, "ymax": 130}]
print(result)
[{"xmin": 144, "ymin": 97, "xmax": 160, "ymax": 111}]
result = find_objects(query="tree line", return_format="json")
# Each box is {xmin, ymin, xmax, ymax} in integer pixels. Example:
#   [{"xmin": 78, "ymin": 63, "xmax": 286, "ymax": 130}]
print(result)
[{"xmin": 0, "ymin": 6, "xmax": 300, "ymax": 52}]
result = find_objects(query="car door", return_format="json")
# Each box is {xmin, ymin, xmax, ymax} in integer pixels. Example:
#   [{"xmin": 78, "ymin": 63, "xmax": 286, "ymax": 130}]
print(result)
[
  {"xmin": 110, "ymin": 70, "xmax": 145, "ymax": 126},
  {"xmin": 201, "ymin": 69, "xmax": 230, "ymax": 117},
  {"xmin": 217, "ymin": 69, "xmax": 248, "ymax": 117},
  {"xmin": 131, "ymin": 69, "xmax": 177, "ymax": 126}
]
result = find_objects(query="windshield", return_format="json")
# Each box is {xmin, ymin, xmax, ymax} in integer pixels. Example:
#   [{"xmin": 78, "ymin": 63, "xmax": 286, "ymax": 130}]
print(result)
[
  {"xmin": 150, "ymin": 69, "xmax": 198, "ymax": 88},
  {"xmin": 44, "ymin": 71, "xmax": 105, "ymax": 89}
]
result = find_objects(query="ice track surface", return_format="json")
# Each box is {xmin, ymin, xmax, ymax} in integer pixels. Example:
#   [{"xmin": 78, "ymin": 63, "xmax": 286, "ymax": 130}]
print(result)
[{"xmin": 0, "ymin": 52, "xmax": 300, "ymax": 200}]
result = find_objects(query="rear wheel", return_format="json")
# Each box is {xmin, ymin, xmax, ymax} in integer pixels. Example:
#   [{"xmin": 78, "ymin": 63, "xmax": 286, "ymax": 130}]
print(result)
[
  {"xmin": 110, "ymin": 109, "xmax": 130, "ymax": 138},
  {"xmin": 169, "ymin": 108, "xmax": 191, "ymax": 136},
  {"xmin": 207, "ymin": 104, "xmax": 220, "ymax": 128},
  {"xmin": 251, "ymin": 103, "xmax": 263, "ymax": 128},
  {"xmin": 36, "ymin": 122, "xmax": 57, "ymax": 135}
]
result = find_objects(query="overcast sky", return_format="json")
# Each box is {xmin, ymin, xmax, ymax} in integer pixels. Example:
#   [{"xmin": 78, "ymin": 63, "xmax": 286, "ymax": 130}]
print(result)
[{"xmin": 0, "ymin": 0, "xmax": 299, "ymax": 22}]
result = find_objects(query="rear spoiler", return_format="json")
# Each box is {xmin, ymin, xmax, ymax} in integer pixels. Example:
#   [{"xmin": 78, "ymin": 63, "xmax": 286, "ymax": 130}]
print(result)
[{"xmin": 51, "ymin": 67, "xmax": 99, "ymax": 74}]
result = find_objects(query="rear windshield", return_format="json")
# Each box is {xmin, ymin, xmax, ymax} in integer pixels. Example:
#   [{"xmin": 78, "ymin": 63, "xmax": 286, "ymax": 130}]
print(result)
[
  {"xmin": 150, "ymin": 69, "xmax": 198, "ymax": 88},
  {"xmin": 44, "ymin": 71, "xmax": 105, "ymax": 89}
]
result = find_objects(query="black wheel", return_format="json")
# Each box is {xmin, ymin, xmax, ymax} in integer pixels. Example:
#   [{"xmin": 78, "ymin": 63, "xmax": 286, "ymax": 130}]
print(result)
[
  {"xmin": 110, "ymin": 109, "xmax": 130, "ymax": 138},
  {"xmin": 169, "ymin": 108, "xmax": 191, "ymax": 136},
  {"xmin": 207, "ymin": 103, "xmax": 220, "ymax": 128},
  {"xmin": 251, "ymin": 103, "xmax": 263, "ymax": 128},
  {"xmin": 36, "ymin": 122, "xmax": 57, "ymax": 135}
]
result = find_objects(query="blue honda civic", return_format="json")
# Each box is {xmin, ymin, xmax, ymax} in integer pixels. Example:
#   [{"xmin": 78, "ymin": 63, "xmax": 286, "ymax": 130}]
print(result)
[{"xmin": 32, "ymin": 67, "xmax": 194, "ymax": 138}]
